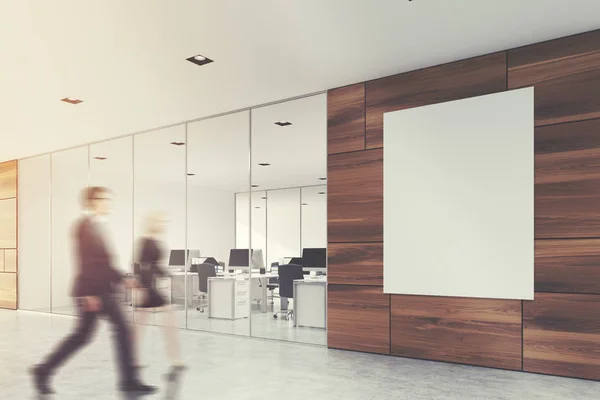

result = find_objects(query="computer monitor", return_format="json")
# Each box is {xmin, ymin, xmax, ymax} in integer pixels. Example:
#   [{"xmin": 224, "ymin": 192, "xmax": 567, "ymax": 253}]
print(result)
[
  {"xmin": 169, "ymin": 249, "xmax": 200, "ymax": 266},
  {"xmin": 251, "ymin": 249, "xmax": 264, "ymax": 268},
  {"xmin": 302, "ymin": 248, "xmax": 326, "ymax": 268},
  {"xmin": 228, "ymin": 249, "xmax": 250, "ymax": 267},
  {"xmin": 289, "ymin": 257, "xmax": 303, "ymax": 266}
]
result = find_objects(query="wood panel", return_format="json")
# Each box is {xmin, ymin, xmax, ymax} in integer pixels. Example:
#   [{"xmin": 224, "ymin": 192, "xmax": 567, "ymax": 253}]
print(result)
[
  {"xmin": 536, "ymin": 239, "xmax": 600, "ymax": 294},
  {"xmin": 0, "ymin": 250, "xmax": 4, "ymax": 271},
  {"xmin": 328, "ymin": 242, "xmax": 382, "ymax": 286},
  {"xmin": 328, "ymin": 149, "xmax": 382, "ymax": 242},
  {"xmin": 535, "ymin": 119, "xmax": 600, "ymax": 238},
  {"xmin": 523, "ymin": 293, "xmax": 600, "ymax": 380},
  {"xmin": 508, "ymin": 30, "xmax": 600, "ymax": 127},
  {"xmin": 4, "ymin": 250, "xmax": 16, "ymax": 273},
  {"xmin": 0, "ymin": 272, "xmax": 17, "ymax": 309},
  {"xmin": 365, "ymin": 52, "xmax": 507, "ymax": 148},
  {"xmin": 391, "ymin": 295, "xmax": 522, "ymax": 370},
  {"xmin": 328, "ymin": 84, "xmax": 365, "ymax": 154},
  {"xmin": 0, "ymin": 198, "xmax": 17, "ymax": 248},
  {"xmin": 328, "ymin": 285, "xmax": 390, "ymax": 354},
  {"xmin": 0, "ymin": 160, "xmax": 17, "ymax": 200}
]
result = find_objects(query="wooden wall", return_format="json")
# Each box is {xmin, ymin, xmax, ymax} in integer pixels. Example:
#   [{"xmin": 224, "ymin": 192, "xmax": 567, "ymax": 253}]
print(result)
[
  {"xmin": 327, "ymin": 29, "xmax": 600, "ymax": 380},
  {"xmin": 0, "ymin": 160, "xmax": 18, "ymax": 309}
]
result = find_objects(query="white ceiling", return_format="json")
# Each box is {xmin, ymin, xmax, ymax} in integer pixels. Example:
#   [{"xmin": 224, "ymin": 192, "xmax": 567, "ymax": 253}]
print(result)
[{"xmin": 1, "ymin": 0, "xmax": 599, "ymax": 163}]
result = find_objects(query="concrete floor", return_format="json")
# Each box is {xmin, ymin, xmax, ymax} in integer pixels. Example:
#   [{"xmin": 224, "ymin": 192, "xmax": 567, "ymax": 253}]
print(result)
[{"xmin": 1, "ymin": 310, "xmax": 598, "ymax": 400}]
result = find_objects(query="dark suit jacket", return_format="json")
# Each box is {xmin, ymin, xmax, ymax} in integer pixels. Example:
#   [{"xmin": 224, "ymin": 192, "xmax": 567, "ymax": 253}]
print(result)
[{"xmin": 71, "ymin": 215, "xmax": 123, "ymax": 297}]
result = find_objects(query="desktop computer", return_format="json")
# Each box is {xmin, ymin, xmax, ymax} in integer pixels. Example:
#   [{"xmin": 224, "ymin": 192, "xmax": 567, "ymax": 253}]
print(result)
[{"xmin": 301, "ymin": 248, "xmax": 326, "ymax": 268}]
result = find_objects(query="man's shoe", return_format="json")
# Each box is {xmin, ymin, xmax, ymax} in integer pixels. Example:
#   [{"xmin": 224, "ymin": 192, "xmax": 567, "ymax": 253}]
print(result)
[
  {"xmin": 30, "ymin": 365, "xmax": 54, "ymax": 395},
  {"xmin": 120, "ymin": 381, "xmax": 157, "ymax": 395}
]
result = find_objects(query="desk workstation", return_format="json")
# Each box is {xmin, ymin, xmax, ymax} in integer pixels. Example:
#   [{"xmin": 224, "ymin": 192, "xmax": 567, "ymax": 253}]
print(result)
[{"xmin": 163, "ymin": 248, "xmax": 327, "ymax": 327}]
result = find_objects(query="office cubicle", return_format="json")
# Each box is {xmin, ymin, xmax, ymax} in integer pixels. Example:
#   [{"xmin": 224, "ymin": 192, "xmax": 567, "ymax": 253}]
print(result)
[{"xmin": 17, "ymin": 93, "xmax": 326, "ymax": 346}]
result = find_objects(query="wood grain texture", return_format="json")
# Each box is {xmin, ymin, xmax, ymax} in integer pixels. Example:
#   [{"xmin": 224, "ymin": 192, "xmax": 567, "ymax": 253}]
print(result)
[
  {"xmin": 0, "ymin": 199, "xmax": 17, "ymax": 248},
  {"xmin": 0, "ymin": 160, "xmax": 17, "ymax": 200},
  {"xmin": 328, "ymin": 285, "xmax": 390, "ymax": 354},
  {"xmin": 4, "ymin": 250, "xmax": 16, "ymax": 273},
  {"xmin": 523, "ymin": 293, "xmax": 600, "ymax": 380},
  {"xmin": 535, "ymin": 119, "xmax": 600, "ymax": 238},
  {"xmin": 508, "ymin": 30, "xmax": 600, "ymax": 126},
  {"xmin": 0, "ymin": 272, "xmax": 17, "ymax": 309},
  {"xmin": 391, "ymin": 295, "xmax": 522, "ymax": 370},
  {"xmin": 328, "ymin": 149, "xmax": 382, "ymax": 243},
  {"xmin": 365, "ymin": 52, "xmax": 507, "ymax": 148},
  {"xmin": 536, "ymin": 239, "xmax": 600, "ymax": 294},
  {"xmin": 328, "ymin": 242, "xmax": 382, "ymax": 286},
  {"xmin": 328, "ymin": 84, "xmax": 365, "ymax": 154}
]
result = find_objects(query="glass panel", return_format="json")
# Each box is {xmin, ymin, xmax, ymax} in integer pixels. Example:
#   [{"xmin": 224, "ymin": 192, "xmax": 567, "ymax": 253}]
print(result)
[
  {"xmin": 133, "ymin": 125, "xmax": 186, "ymax": 329},
  {"xmin": 250, "ymin": 94, "xmax": 327, "ymax": 345},
  {"xmin": 51, "ymin": 146, "xmax": 89, "ymax": 316},
  {"xmin": 18, "ymin": 155, "xmax": 51, "ymax": 313},
  {"xmin": 89, "ymin": 137, "xmax": 133, "ymax": 321},
  {"xmin": 186, "ymin": 111, "xmax": 250, "ymax": 336}
]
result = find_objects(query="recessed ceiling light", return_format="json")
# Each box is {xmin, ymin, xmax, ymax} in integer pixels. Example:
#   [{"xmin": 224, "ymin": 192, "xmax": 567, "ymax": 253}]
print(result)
[
  {"xmin": 319, "ymin": 177, "xmax": 327, "ymax": 181},
  {"xmin": 61, "ymin": 97, "xmax": 83, "ymax": 105},
  {"xmin": 186, "ymin": 54, "xmax": 214, "ymax": 67},
  {"xmin": 187, "ymin": 173, "xmax": 196, "ymax": 176},
  {"xmin": 318, "ymin": 192, "xmax": 326, "ymax": 195},
  {"xmin": 170, "ymin": 141, "xmax": 185, "ymax": 146},
  {"xmin": 258, "ymin": 163, "xmax": 270, "ymax": 167},
  {"xmin": 254, "ymin": 206, "xmax": 261, "ymax": 209},
  {"xmin": 274, "ymin": 121, "xmax": 292, "ymax": 127},
  {"xmin": 261, "ymin": 196, "xmax": 267, "ymax": 200},
  {"xmin": 302, "ymin": 203, "xmax": 308, "ymax": 206},
  {"xmin": 94, "ymin": 157, "xmax": 107, "ymax": 161},
  {"xmin": 251, "ymin": 185, "xmax": 259, "ymax": 188}
]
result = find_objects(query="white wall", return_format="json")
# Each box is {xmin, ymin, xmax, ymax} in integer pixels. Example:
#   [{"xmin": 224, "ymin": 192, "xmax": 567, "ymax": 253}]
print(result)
[
  {"xmin": 301, "ymin": 185, "xmax": 327, "ymax": 249},
  {"xmin": 18, "ymin": 155, "xmax": 51, "ymax": 312},
  {"xmin": 383, "ymin": 88, "xmax": 534, "ymax": 300},
  {"xmin": 235, "ymin": 191, "xmax": 266, "ymax": 260},
  {"xmin": 266, "ymin": 188, "xmax": 301, "ymax": 266}
]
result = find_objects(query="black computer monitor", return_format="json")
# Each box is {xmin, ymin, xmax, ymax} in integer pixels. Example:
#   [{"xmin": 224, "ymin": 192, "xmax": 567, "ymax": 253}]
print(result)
[
  {"xmin": 289, "ymin": 257, "xmax": 303, "ymax": 265},
  {"xmin": 169, "ymin": 249, "xmax": 200, "ymax": 266},
  {"xmin": 228, "ymin": 249, "xmax": 250, "ymax": 267},
  {"xmin": 302, "ymin": 248, "xmax": 326, "ymax": 268}
]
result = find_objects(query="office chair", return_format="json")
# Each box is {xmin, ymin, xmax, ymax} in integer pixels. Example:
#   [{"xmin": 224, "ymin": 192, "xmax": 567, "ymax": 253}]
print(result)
[
  {"xmin": 267, "ymin": 262, "xmax": 280, "ymax": 305},
  {"xmin": 194, "ymin": 263, "xmax": 216, "ymax": 313},
  {"xmin": 273, "ymin": 264, "xmax": 304, "ymax": 321}
]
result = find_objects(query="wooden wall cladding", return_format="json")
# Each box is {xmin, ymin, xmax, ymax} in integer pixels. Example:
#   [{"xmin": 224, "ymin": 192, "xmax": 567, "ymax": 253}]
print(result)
[
  {"xmin": 328, "ymin": 148, "xmax": 382, "ymax": 243},
  {"xmin": 536, "ymin": 239, "xmax": 600, "ymax": 294},
  {"xmin": 328, "ymin": 84, "xmax": 365, "ymax": 154},
  {"xmin": 0, "ymin": 250, "xmax": 4, "ymax": 271},
  {"xmin": 391, "ymin": 295, "xmax": 522, "ymax": 370},
  {"xmin": 0, "ymin": 160, "xmax": 17, "ymax": 200},
  {"xmin": 523, "ymin": 293, "xmax": 600, "ymax": 380},
  {"xmin": 328, "ymin": 243, "xmax": 382, "ymax": 286},
  {"xmin": 536, "ymin": 118, "xmax": 600, "ymax": 238},
  {"xmin": 0, "ymin": 199, "xmax": 17, "ymax": 249},
  {"xmin": 4, "ymin": 250, "xmax": 17, "ymax": 273},
  {"xmin": 328, "ymin": 285, "xmax": 390, "ymax": 354},
  {"xmin": 365, "ymin": 52, "xmax": 507, "ymax": 149},
  {"xmin": 0, "ymin": 272, "xmax": 17, "ymax": 309},
  {"xmin": 508, "ymin": 30, "xmax": 600, "ymax": 127}
]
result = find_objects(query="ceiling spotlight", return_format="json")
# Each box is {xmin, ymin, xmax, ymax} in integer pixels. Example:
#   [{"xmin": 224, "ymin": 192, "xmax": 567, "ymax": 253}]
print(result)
[
  {"xmin": 186, "ymin": 54, "xmax": 214, "ymax": 67},
  {"xmin": 170, "ymin": 141, "xmax": 185, "ymax": 146},
  {"xmin": 318, "ymin": 192, "xmax": 326, "ymax": 195},
  {"xmin": 251, "ymin": 185, "xmax": 259, "ymax": 188},
  {"xmin": 94, "ymin": 157, "xmax": 107, "ymax": 161},
  {"xmin": 318, "ymin": 177, "xmax": 327, "ymax": 181},
  {"xmin": 258, "ymin": 163, "xmax": 271, "ymax": 167},
  {"xmin": 261, "ymin": 196, "xmax": 267, "ymax": 200},
  {"xmin": 61, "ymin": 97, "xmax": 83, "ymax": 105},
  {"xmin": 254, "ymin": 206, "xmax": 261, "ymax": 209},
  {"xmin": 187, "ymin": 173, "xmax": 196, "ymax": 176},
  {"xmin": 302, "ymin": 203, "xmax": 308, "ymax": 206},
  {"xmin": 274, "ymin": 121, "xmax": 292, "ymax": 127}
]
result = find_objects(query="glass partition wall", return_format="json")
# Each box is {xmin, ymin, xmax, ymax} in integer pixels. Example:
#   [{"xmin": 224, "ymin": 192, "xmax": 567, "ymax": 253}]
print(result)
[{"xmin": 17, "ymin": 93, "xmax": 326, "ymax": 346}]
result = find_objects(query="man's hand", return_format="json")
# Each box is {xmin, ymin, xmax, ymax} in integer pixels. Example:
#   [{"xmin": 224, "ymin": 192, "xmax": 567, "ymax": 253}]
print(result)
[
  {"xmin": 123, "ymin": 278, "xmax": 140, "ymax": 289},
  {"xmin": 83, "ymin": 296, "xmax": 102, "ymax": 312}
]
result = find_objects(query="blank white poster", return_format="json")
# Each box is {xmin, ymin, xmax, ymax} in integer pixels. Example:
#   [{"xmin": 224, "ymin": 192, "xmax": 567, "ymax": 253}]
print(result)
[{"xmin": 383, "ymin": 88, "xmax": 534, "ymax": 300}]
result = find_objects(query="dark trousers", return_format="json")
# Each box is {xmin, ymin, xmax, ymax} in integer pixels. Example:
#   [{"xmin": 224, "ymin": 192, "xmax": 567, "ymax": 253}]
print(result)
[{"xmin": 41, "ymin": 293, "xmax": 136, "ymax": 384}]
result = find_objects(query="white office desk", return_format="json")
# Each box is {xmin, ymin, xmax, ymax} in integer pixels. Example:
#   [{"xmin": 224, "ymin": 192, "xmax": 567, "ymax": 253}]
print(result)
[{"xmin": 293, "ymin": 277, "xmax": 327, "ymax": 329}]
